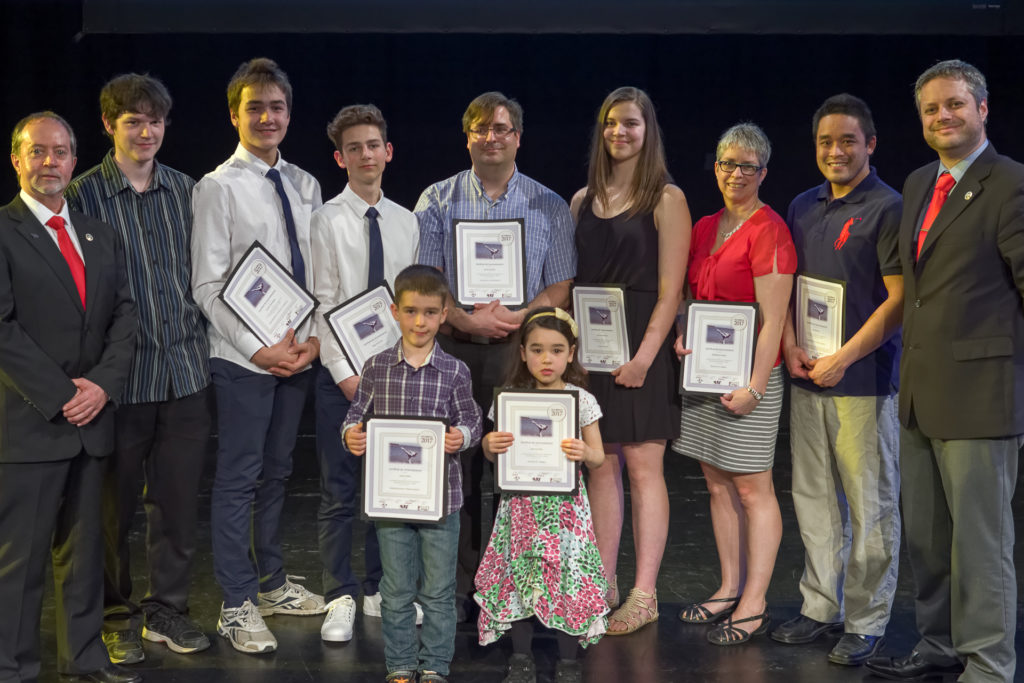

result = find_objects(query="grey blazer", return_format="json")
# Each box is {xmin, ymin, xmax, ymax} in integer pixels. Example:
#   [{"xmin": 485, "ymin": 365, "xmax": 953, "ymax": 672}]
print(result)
[
  {"xmin": 0, "ymin": 195, "xmax": 137, "ymax": 463},
  {"xmin": 899, "ymin": 143, "xmax": 1024, "ymax": 439}
]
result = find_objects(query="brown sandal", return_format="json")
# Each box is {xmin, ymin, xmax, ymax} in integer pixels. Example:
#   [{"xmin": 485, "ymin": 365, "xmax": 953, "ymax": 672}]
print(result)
[{"xmin": 605, "ymin": 587, "xmax": 658, "ymax": 636}]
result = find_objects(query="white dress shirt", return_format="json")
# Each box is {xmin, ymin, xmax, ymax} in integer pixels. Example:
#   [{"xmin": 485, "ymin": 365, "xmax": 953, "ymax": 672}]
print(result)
[
  {"xmin": 191, "ymin": 143, "xmax": 322, "ymax": 373},
  {"xmin": 311, "ymin": 183, "xmax": 419, "ymax": 383},
  {"xmin": 20, "ymin": 190, "xmax": 84, "ymax": 261}
]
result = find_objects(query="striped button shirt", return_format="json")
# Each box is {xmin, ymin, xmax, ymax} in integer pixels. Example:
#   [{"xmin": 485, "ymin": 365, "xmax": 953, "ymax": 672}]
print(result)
[
  {"xmin": 415, "ymin": 168, "xmax": 576, "ymax": 303},
  {"xmin": 66, "ymin": 151, "xmax": 209, "ymax": 403},
  {"xmin": 343, "ymin": 340, "xmax": 482, "ymax": 515}
]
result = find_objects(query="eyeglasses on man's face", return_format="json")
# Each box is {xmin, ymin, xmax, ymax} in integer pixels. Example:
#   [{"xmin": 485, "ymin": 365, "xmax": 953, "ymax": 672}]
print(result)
[{"xmin": 468, "ymin": 124, "xmax": 518, "ymax": 139}]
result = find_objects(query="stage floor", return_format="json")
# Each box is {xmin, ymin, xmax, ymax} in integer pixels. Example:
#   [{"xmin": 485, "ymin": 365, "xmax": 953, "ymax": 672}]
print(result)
[{"xmin": 36, "ymin": 425, "xmax": 1024, "ymax": 682}]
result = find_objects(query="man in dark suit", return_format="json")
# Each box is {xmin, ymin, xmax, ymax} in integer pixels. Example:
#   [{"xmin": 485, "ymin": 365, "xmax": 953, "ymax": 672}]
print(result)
[
  {"xmin": 0, "ymin": 112, "xmax": 138, "ymax": 682},
  {"xmin": 866, "ymin": 60, "xmax": 1024, "ymax": 683}
]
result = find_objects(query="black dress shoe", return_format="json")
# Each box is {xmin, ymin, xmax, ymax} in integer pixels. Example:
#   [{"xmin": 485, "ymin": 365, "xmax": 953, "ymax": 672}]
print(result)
[
  {"xmin": 828, "ymin": 633, "xmax": 883, "ymax": 666},
  {"xmin": 770, "ymin": 614, "xmax": 842, "ymax": 644},
  {"xmin": 865, "ymin": 650, "xmax": 964, "ymax": 681},
  {"xmin": 78, "ymin": 663, "xmax": 143, "ymax": 683}
]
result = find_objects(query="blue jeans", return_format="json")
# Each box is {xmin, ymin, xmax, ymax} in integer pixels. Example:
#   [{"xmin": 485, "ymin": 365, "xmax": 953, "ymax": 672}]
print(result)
[
  {"xmin": 377, "ymin": 511, "xmax": 460, "ymax": 675},
  {"xmin": 315, "ymin": 363, "xmax": 382, "ymax": 602},
  {"xmin": 210, "ymin": 358, "xmax": 311, "ymax": 607}
]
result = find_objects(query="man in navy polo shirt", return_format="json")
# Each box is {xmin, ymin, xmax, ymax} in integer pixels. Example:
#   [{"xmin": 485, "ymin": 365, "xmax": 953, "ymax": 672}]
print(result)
[{"xmin": 774, "ymin": 93, "xmax": 903, "ymax": 667}]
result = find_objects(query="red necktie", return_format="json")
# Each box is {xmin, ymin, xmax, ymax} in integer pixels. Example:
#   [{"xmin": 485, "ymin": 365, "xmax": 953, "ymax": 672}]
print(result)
[
  {"xmin": 46, "ymin": 215, "xmax": 86, "ymax": 307},
  {"xmin": 916, "ymin": 172, "xmax": 956, "ymax": 259}
]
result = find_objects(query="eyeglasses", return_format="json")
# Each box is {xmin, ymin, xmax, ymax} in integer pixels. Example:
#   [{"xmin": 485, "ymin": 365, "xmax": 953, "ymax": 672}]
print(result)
[
  {"xmin": 716, "ymin": 160, "xmax": 762, "ymax": 176},
  {"xmin": 468, "ymin": 124, "xmax": 518, "ymax": 139}
]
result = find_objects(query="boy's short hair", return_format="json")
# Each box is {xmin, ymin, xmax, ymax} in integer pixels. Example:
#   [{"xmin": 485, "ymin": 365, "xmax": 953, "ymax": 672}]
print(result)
[
  {"xmin": 327, "ymin": 104, "xmax": 387, "ymax": 150},
  {"xmin": 100, "ymin": 73, "xmax": 172, "ymax": 127},
  {"xmin": 394, "ymin": 265, "xmax": 450, "ymax": 305},
  {"xmin": 227, "ymin": 57, "xmax": 292, "ymax": 114}
]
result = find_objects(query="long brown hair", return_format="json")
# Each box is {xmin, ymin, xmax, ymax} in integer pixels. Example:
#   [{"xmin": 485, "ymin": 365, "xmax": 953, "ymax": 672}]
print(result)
[
  {"xmin": 503, "ymin": 307, "xmax": 588, "ymax": 389},
  {"xmin": 583, "ymin": 86, "xmax": 671, "ymax": 217}
]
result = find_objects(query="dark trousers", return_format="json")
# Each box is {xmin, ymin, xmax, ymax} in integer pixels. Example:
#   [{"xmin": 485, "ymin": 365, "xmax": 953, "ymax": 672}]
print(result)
[
  {"xmin": 0, "ymin": 452, "xmax": 110, "ymax": 681},
  {"xmin": 210, "ymin": 358, "xmax": 311, "ymax": 608},
  {"xmin": 315, "ymin": 363, "xmax": 382, "ymax": 602},
  {"xmin": 102, "ymin": 387, "xmax": 212, "ymax": 632},
  {"xmin": 435, "ymin": 333, "xmax": 511, "ymax": 600}
]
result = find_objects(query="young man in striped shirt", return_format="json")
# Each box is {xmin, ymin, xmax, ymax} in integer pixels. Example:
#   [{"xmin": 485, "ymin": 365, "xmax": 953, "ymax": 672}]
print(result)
[{"xmin": 66, "ymin": 73, "xmax": 212, "ymax": 665}]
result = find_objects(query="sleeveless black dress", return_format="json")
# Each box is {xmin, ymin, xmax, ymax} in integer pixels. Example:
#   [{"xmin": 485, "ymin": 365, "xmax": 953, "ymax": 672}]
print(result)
[{"xmin": 574, "ymin": 205, "xmax": 681, "ymax": 443}]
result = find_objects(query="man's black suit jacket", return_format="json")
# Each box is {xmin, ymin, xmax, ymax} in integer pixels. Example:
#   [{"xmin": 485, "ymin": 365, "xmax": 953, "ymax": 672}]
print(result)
[
  {"xmin": 899, "ymin": 143, "xmax": 1024, "ymax": 440},
  {"xmin": 0, "ymin": 195, "xmax": 137, "ymax": 463}
]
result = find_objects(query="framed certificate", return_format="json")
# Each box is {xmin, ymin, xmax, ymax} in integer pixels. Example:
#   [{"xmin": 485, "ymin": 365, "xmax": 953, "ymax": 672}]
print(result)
[
  {"xmin": 324, "ymin": 283, "xmax": 400, "ymax": 375},
  {"xmin": 452, "ymin": 219, "xmax": 527, "ymax": 307},
  {"xmin": 493, "ymin": 389, "xmax": 579, "ymax": 495},
  {"xmin": 219, "ymin": 241, "xmax": 317, "ymax": 347},
  {"xmin": 681, "ymin": 300, "xmax": 759, "ymax": 394},
  {"xmin": 572, "ymin": 284, "xmax": 630, "ymax": 373},
  {"xmin": 363, "ymin": 416, "xmax": 449, "ymax": 523},
  {"xmin": 795, "ymin": 273, "xmax": 847, "ymax": 360}
]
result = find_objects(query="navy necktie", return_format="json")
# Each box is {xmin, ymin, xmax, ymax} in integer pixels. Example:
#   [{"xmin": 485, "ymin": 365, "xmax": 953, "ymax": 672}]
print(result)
[
  {"xmin": 366, "ymin": 206, "xmax": 383, "ymax": 289},
  {"xmin": 266, "ymin": 168, "xmax": 306, "ymax": 287}
]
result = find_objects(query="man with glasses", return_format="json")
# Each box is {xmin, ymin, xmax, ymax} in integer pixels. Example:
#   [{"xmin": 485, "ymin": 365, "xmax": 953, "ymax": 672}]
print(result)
[
  {"xmin": 775, "ymin": 93, "xmax": 902, "ymax": 667},
  {"xmin": 415, "ymin": 91, "xmax": 575, "ymax": 617},
  {"xmin": 0, "ymin": 111, "xmax": 138, "ymax": 683}
]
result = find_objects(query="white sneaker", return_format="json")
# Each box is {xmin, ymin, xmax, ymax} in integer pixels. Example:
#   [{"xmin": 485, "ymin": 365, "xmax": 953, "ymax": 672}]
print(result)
[
  {"xmin": 257, "ymin": 575, "xmax": 327, "ymax": 616},
  {"xmin": 217, "ymin": 599, "xmax": 277, "ymax": 654},
  {"xmin": 320, "ymin": 595, "xmax": 356, "ymax": 642},
  {"xmin": 363, "ymin": 592, "xmax": 424, "ymax": 625}
]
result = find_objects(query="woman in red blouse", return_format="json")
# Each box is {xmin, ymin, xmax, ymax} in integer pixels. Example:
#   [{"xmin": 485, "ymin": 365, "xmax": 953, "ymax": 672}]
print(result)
[{"xmin": 671, "ymin": 123, "xmax": 796, "ymax": 645}]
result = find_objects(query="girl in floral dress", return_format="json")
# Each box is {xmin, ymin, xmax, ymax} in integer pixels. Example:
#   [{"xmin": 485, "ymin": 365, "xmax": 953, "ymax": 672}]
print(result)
[{"xmin": 475, "ymin": 307, "xmax": 609, "ymax": 683}]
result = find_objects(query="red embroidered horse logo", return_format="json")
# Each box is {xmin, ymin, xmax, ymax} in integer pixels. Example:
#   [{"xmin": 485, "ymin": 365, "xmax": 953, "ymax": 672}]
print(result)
[{"xmin": 834, "ymin": 217, "xmax": 862, "ymax": 250}]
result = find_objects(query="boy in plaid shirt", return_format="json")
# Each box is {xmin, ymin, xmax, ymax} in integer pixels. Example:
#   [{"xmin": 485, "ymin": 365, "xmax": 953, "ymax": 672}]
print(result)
[{"xmin": 344, "ymin": 265, "xmax": 482, "ymax": 683}]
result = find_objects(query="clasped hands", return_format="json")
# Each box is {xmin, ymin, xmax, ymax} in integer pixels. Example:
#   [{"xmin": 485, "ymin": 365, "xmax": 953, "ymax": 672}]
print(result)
[
  {"xmin": 251, "ymin": 329, "xmax": 319, "ymax": 377},
  {"xmin": 62, "ymin": 377, "xmax": 108, "ymax": 427}
]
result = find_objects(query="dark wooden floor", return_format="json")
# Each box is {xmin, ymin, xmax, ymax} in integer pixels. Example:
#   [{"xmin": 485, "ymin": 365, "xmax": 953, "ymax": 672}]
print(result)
[{"xmin": 35, "ymin": 421, "xmax": 1024, "ymax": 682}]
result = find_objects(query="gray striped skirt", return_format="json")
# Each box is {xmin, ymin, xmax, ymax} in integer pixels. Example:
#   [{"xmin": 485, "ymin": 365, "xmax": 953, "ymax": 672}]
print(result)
[{"xmin": 671, "ymin": 365, "xmax": 784, "ymax": 473}]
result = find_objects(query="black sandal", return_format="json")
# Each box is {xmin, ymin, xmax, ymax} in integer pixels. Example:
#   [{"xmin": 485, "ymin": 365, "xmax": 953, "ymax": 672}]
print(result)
[
  {"xmin": 707, "ymin": 609, "xmax": 771, "ymax": 646},
  {"xmin": 678, "ymin": 596, "xmax": 741, "ymax": 624}
]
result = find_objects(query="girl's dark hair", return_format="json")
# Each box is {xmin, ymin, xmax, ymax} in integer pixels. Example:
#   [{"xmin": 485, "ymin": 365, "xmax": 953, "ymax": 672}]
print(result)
[{"xmin": 503, "ymin": 307, "xmax": 588, "ymax": 389}]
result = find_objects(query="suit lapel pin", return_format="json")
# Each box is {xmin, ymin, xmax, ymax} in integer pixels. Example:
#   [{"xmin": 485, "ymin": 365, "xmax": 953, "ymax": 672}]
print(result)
[
  {"xmin": 85, "ymin": 233, "xmax": 94, "ymax": 241},
  {"xmin": 964, "ymin": 191, "xmax": 973, "ymax": 201}
]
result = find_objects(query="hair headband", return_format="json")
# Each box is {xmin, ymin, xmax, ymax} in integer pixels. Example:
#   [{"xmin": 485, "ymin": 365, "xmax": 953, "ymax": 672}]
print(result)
[{"xmin": 524, "ymin": 308, "xmax": 579, "ymax": 339}]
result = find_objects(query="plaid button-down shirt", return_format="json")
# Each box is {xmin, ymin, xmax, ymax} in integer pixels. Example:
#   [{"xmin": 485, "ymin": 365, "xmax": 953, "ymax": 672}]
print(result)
[{"xmin": 344, "ymin": 340, "xmax": 482, "ymax": 515}]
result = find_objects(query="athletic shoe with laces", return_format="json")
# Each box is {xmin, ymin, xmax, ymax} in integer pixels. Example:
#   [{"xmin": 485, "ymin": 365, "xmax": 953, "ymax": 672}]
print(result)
[
  {"xmin": 321, "ymin": 595, "xmax": 357, "ymax": 642},
  {"xmin": 102, "ymin": 629, "xmax": 144, "ymax": 664},
  {"xmin": 143, "ymin": 609, "xmax": 210, "ymax": 654},
  {"xmin": 363, "ymin": 592, "xmax": 424, "ymax": 625},
  {"xmin": 217, "ymin": 599, "xmax": 277, "ymax": 653},
  {"xmin": 502, "ymin": 654, "xmax": 536, "ymax": 683},
  {"xmin": 257, "ymin": 575, "xmax": 327, "ymax": 616},
  {"xmin": 385, "ymin": 670, "xmax": 417, "ymax": 683},
  {"xmin": 419, "ymin": 672, "xmax": 448, "ymax": 683}
]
